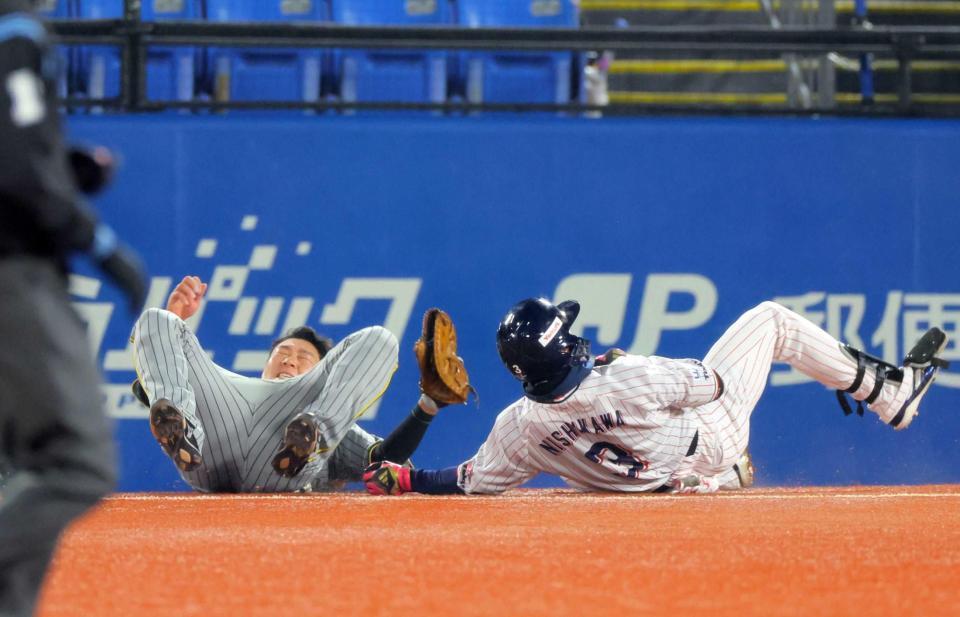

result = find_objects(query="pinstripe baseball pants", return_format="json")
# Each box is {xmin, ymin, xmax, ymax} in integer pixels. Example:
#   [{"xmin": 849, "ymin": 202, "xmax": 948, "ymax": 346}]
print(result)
[
  {"xmin": 682, "ymin": 301, "xmax": 911, "ymax": 483},
  {"xmin": 133, "ymin": 308, "xmax": 398, "ymax": 492}
]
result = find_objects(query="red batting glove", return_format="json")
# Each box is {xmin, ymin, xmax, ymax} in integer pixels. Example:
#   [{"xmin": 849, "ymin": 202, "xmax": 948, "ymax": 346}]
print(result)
[{"xmin": 363, "ymin": 461, "xmax": 412, "ymax": 496}]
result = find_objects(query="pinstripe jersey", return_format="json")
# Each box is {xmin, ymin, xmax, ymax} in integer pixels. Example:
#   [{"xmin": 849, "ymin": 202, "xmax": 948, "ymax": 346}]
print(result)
[
  {"xmin": 134, "ymin": 308, "xmax": 399, "ymax": 493},
  {"xmin": 459, "ymin": 355, "xmax": 719, "ymax": 494},
  {"xmin": 458, "ymin": 301, "xmax": 915, "ymax": 494}
]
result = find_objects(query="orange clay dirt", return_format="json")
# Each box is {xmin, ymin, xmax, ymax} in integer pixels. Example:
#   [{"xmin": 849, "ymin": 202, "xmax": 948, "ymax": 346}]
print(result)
[{"xmin": 37, "ymin": 486, "xmax": 960, "ymax": 617}]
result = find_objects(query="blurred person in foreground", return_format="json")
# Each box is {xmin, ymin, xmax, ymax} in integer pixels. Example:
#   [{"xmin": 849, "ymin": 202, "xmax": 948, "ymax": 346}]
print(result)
[{"xmin": 0, "ymin": 1, "xmax": 145, "ymax": 614}]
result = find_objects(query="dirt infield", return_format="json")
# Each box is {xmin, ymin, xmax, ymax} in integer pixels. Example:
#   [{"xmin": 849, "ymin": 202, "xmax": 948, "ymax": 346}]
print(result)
[{"xmin": 37, "ymin": 486, "xmax": 960, "ymax": 616}]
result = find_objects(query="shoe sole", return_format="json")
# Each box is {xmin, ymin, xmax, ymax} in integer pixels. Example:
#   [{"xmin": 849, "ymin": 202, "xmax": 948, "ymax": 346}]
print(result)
[
  {"xmin": 890, "ymin": 328, "xmax": 948, "ymax": 430},
  {"xmin": 890, "ymin": 366, "xmax": 939, "ymax": 430},
  {"xmin": 272, "ymin": 418, "xmax": 319, "ymax": 478},
  {"xmin": 150, "ymin": 403, "xmax": 202, "ymax": 472},
  {"xmin": 903, "ymin": 327, "xmax": 948, "ymax": 368}
]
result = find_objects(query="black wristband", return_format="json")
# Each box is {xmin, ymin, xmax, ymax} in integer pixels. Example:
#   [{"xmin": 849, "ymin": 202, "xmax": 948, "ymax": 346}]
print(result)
[
  {"xmin": 412, "ymin": 405, "xmax": 436, "ymax": 424},
  {"xmin": 371, "ymin": 404, "xmax": 436, "ymax": 464}
]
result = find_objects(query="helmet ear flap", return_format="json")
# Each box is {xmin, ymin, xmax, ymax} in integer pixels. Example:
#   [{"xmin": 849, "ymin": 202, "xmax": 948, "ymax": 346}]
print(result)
[{"xmin": 556, "ymin": 300, "xmax": 580, "ymax": 326}]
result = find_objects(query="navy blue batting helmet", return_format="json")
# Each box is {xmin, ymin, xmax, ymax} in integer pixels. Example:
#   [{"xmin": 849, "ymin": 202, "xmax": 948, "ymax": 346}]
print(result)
[{"xmin": 496, "ymin": 298, "xmax": 594, "ymax": 403}]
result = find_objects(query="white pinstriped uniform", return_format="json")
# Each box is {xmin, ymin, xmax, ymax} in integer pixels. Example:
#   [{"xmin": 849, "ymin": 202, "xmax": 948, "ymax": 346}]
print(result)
[
  {"xmin": 133, "ymin": 308, "xmax": 398, "ymax": 493},
  {"xmin": 459, "ymin": 301, "xmax": 914, "ymax": 494}
]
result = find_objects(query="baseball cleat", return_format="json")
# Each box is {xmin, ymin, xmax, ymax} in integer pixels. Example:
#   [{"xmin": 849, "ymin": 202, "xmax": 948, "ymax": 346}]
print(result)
[
  {"xmin": 149, "ymin": 399, "xmax": 202, "ymax": 472},
  {"xmin": 733, "ymin": 451, "xmax": 756, "ymax": 488},
  {"xmin": 889, "ymin": 327, "xmax": 950, "ymax": 430},
  {"xmin": 272, "ymin": 415, "xmax": 320, "ymax": 478}
]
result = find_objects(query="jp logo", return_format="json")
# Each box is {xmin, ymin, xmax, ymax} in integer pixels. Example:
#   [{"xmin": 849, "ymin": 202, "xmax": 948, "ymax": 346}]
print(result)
[{"xmin": 553, "ymin": 273, "xmax": 717, "ymax": 356}]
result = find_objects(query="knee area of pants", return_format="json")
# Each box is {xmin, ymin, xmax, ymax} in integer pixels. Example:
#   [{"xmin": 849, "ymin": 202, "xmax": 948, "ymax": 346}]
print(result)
[
  {"xmin": 359, "ymin": 326, "xmax": 399, "ymax": 353},
  {"xmin": 754, "ymin": 301, "xmax": 786, "ymax": 318},
  {"xmin": 137, "ymin": 307, "xmax": 177, "ymax": 329}
]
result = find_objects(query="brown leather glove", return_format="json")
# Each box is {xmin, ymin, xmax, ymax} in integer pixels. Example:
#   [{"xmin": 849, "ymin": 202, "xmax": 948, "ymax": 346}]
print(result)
[{"xmin": 414, "ymin": 308, "xmax": 476, "ymax": 406}]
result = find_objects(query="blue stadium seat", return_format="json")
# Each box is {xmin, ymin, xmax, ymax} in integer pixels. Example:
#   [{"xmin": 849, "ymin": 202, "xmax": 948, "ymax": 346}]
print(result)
[
  {"xmin": 457, "ymin": 0, "xmax": 579, "ymax": 105},
  {"xmin": 35, "ymin": 0, "xmax": 72, "ymax": 98},
  {"xmin": 329, "ymin": 0, "xmax": 451, "ymax": 104},
  {"xmin": 74, "ymin": 1, "xmax": 123, "ymax": 102},
  {"xmin": 75, "ymin": 1, "xmax": 203, "ymax": 104},
  {"xmin": 206, "ymin": 0, "xmax": 327, "ymax": 103},
  {"xmin": 141, "ymin": 0, "xmax": 203, "ymax": 103}
]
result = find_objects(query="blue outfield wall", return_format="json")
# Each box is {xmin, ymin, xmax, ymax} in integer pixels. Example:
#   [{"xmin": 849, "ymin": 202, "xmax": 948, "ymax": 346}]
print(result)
[{"xmin": 66, "ymin": 113, "xmax": 960, "ymax": 491}]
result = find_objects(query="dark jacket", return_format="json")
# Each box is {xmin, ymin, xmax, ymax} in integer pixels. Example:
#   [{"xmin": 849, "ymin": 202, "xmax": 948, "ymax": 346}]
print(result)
[{"xmin": 0, "ymin": 2, "xmax": 97, "ymax": 263}]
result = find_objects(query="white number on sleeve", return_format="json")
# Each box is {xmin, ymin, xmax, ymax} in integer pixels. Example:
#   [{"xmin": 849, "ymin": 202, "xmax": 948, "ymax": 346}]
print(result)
[{"xmin": 5, "ymin": 68, "xmax": 46, "ymax": 127}]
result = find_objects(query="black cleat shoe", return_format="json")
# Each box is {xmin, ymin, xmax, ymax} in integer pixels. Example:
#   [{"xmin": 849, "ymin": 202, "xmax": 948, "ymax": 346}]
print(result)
[
  {"xmin": 889, "ymin": 327, "xmax": 950, "ymax": 430},
  {"xmin": 272, "ymin": 415, "xmax": 321, "ymax": 478},
  {"xmin": 149, "ymin": 399, "xmax": 203, "ymax": 472}
]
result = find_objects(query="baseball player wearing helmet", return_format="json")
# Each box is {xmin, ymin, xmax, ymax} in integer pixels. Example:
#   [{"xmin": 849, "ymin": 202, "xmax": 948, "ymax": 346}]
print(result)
[
  {"xmin": 364, "ymin": 298, "xmax": 948, "ymax": 496},
  {"xmin": 133, "ymin": 276, "xmax": 455, "ymax": 493}
]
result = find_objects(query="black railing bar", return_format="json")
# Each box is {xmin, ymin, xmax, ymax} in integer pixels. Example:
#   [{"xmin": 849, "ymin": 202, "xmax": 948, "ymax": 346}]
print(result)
[
  {"xmin": 145, "ymin": 38, "xmax": 940, "ymax": 54},
  {"xmin": 47, "ymin": 20, "xmax": 960, "ymax": 53},
  {"xmin": 58, "ymin": 97, "xmax": 960, "ymax": 117},
  {"xmin": 64, "ymin": 98, "xmax": 612, "ymax": 113},
  {"xmin": 132, "ymin": 22, "xmax": 960, "ymax": 45},
  {"xmin": 52, "ymin": 35, "xmax": 960, "ymax": 56}
]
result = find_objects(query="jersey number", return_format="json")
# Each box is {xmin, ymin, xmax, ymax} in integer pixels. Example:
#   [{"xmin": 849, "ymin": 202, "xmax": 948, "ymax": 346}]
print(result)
[
  {"xmin": 5, "ymin": 68, "xmax": 46, "ymax": 127},
  {"xmin": 584, "ymin": 441, "xmax": 649, "ymax": 479}
]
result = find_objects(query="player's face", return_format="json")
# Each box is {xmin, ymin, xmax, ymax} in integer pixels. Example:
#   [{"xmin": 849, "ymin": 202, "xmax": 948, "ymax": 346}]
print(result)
[{"xmin": 262, "ymin": 339, "xmax": 321, "ymax": 380}]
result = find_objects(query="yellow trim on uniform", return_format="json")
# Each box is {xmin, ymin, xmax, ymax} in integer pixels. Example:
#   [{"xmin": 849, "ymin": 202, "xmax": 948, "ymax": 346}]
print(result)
[
  {"xmin": 312, "ymin": 362, "xmax": 400, "ymax": 457},
  {"xmin": 366, "ymin": 441, "xmax": 383, "ymax": 466},
  {"xmin": 352, "ymin": 362, "xmax": 400, "ymax": 422},
  {"xmin": 610, "ymin": 90, "xmax": 787, "ymax": 104},
  {"xmin": 581, "ymin": 0, "xmax": 960, "ymax": 13}
]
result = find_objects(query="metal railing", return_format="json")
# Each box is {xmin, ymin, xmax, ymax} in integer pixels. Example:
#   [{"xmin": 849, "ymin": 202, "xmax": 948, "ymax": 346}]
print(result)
[{"xmin": 50, "ymin": 15, "xmax": 960, "ymax": 116}]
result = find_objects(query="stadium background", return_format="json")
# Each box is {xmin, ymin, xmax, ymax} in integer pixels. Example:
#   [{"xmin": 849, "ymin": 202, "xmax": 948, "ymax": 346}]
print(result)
[
  {"xmin": 68, "ymin": 113, "xmax": 960, "ymax": 491},
  {"xmin": 54, "ymin": 0, "xmax": 960, "ymax": 492}
]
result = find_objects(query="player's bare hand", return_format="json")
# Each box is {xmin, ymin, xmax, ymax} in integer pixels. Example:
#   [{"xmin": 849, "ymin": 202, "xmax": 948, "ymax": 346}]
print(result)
[{"xmin": 166, "ymin": 275, "xmax": 207, "ymax": 321}]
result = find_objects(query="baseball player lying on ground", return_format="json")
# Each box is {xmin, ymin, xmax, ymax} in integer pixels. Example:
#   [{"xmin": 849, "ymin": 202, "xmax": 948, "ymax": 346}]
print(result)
[
  {"xmin": 133, "ymin": 276, "xmax": 473, "ymax": 493},
  {"xmin": 364, "ymin": 298, "xmax": 949, "ymax": 495}
]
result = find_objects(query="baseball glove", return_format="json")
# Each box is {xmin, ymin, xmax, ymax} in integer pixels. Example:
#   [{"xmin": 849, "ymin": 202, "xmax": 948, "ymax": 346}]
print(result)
[{"xmin": 414, "ymin": 308, "xmax": 476, "ymax": 406}]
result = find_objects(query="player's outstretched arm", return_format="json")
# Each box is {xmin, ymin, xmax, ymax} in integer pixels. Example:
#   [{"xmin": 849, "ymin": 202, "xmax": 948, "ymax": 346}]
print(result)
[
  {"xmin": 366, "ymin": 395, "xmax": 443, "ymax": 466},
  {"xmin": 363, "ymin": 461, "xmax": 463, "ymax": 495},
  {"xmin": 361, "ymin": 307, "xmax": 476, "ymax": 474},
  {"xmin": 364, "ymin": 403, "xmax": 539, "ymax": 497}
]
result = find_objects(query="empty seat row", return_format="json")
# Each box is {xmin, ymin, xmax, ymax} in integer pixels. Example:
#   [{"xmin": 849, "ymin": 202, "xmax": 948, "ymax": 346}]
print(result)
[{"xmin": 40, "ymin": 0, "xmax": 580, "ymax": 108}]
